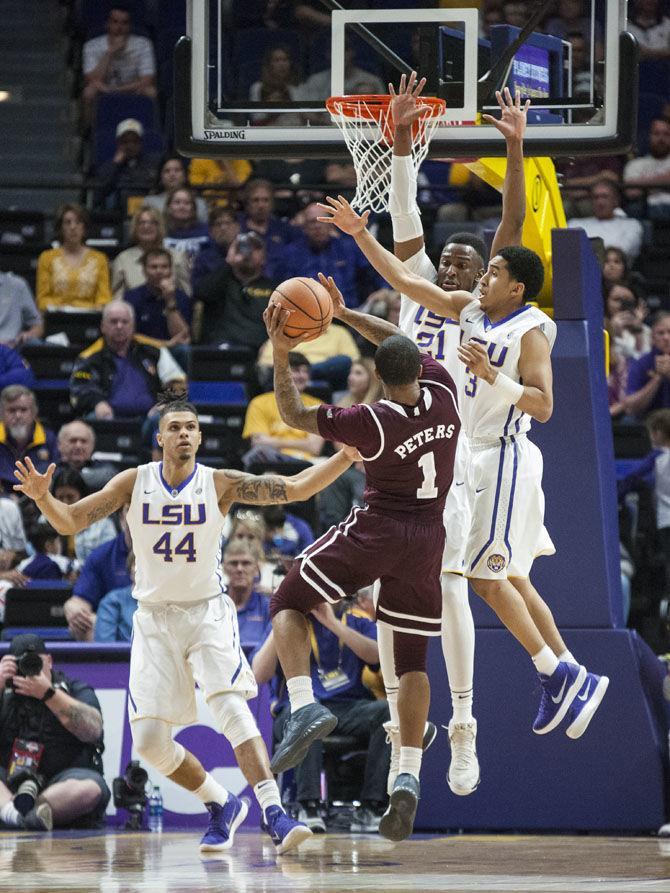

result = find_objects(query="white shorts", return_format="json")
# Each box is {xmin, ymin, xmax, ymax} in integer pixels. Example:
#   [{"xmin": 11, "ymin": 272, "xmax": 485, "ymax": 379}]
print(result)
[
  {"xmin": 128, "ymin": 594, "xmax": 258, "ymax": 726},
  {"xmin": 464, "ymin": 434, "xmax": 555, "ymax": 580},
  {"xmin": 441, "ymin": 434, "xmax": 471, "ymax": 575}
]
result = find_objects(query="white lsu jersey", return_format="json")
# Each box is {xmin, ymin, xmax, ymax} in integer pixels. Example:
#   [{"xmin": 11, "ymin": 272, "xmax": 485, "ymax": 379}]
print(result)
[
  {"xmin": 127, "ymin": 462, "xmax": 226, "ymax": 605},
  {"xmin": 459, "ymin": 299, "xmax": 557, "ymax": 440}
]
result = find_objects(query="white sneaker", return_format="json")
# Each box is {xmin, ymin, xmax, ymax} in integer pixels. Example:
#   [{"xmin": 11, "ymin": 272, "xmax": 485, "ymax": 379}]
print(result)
[
  {"xmin": 384, "ymin": 720, "xmax": 438, "ymax": 797},
  {"xmin": 446, "ymin": 718, "xmax": 480, "ymax": 796}
]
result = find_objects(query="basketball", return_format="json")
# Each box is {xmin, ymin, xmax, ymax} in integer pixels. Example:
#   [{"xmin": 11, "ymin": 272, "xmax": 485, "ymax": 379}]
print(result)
[{"xmin": 270, "ymin": 277, "xmax": 333, "ymax": 342}]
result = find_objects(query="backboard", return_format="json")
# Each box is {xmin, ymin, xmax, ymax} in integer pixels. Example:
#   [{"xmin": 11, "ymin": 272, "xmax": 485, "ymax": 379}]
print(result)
[{"xmin": 175, "ymin": 0, "xmax": 637, "ymax": 160}]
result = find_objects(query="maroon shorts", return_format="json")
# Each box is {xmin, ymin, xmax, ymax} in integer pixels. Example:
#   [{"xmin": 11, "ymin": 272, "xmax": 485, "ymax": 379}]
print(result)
[{"xmin": 271, "ymin": 506, "xmax": 445, "ymax": 636}]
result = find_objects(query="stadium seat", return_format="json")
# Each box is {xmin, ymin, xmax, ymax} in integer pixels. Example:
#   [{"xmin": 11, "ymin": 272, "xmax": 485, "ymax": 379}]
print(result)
[
  {"xmin": 43, "ymin": 310, "xmax": 102, "ymax": 348},
  {"xmin": 93, "ymin": 94, "xmax": 161, "ymax": 168},
  {"xmin": 89, "ymin": 419, "xmax": 143, "ymax": 459},
  {"xmin": 1, "ymin": 586, "xmax": 72, "ymax": 641},
  {"xmin": 21, "ymin": 344, "xmax": 81, "ymax": 379},
  {"xmin": 0, "ymin": 209, "xmax": 46, "ymax": 248}
]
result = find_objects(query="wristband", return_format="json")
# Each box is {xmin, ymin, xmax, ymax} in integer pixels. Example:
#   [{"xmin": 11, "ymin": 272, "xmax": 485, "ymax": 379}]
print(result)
[{"xmin": 492, "ymin": 372, "xmax": 524, "ymax": 405}]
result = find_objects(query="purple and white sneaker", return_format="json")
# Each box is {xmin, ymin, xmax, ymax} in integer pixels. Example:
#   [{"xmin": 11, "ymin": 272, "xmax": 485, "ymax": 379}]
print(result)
[
  {"xmin": 261, "ymin": 805, "xmax": 313, "ymax": 854},
  {"xmin": 565, "ymin": 671, "xmax": 609, "ymax": 739},
  {"xmin": 199, "ymin": 794, "xmax": 248, "ymax": 852},
  {"xmin": 532, "ymin": 661, "xmax": 586, "ymax": 735}
]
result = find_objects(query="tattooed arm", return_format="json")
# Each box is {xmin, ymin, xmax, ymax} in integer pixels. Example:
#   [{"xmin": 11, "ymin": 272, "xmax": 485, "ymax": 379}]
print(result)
[
  {"xmin": 215, "ymin": 450, "xmax": 354, "ymax": 511},
  {"xmin": 272, "ymin": 350, "xmax": 321, "ymax": 433},
  {"xmin": 47, "ymin": 691, "xmax": 103, "ymax": 743},
  {"xmin": 317, "ymin": 273, "xmax": 400, "ymax": 347},
  {"xmin": 13, "ymin": 459, "xmax": 136, "ymax": 534}
]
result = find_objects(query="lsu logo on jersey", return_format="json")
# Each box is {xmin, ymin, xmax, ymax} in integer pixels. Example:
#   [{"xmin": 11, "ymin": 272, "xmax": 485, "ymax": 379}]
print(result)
[
  {"xmin": 487, "ymin": 553, "xmax": 506, "ymax": 573},
  {"xmin": 142, "ymin": 503, "xmax": 206, "ymax": 525}
]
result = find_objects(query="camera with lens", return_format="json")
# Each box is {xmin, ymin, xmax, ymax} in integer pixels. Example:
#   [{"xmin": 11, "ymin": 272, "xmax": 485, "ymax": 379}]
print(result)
[
  {"xmin": 15, "ymin": 651, "xmax": 43, "ymax": 678},
  {"xmin": 235, "ymin": 232, "xmax": 260, "ymax": 258},
  {"xmin": 113, "ymin": 760, "xmax": 148, "ymax": 830},
  {"xmin": 9, "ymin": 768, "xmax": 43, "ymax": 816}
]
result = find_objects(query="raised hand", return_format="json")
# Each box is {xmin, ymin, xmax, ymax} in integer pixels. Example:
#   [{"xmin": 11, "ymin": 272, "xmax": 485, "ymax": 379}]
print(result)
[
  {"xmin": 317, "ymin": 273, "xmax": 346, "ymax": 319},
  {"xmin": 482, "ymin": 87, "xmax": 530, "ymax": 142},
  {"xmin": 13, "ymin": 457, "xmax": 55, "ymax": 502},
  {"xmin": 317, "ymin": 195, "xmax": 369, "ymax": 236},
  {"xmin": 389, "ymin": 70, "xmax": 427, "ymax": 129}
]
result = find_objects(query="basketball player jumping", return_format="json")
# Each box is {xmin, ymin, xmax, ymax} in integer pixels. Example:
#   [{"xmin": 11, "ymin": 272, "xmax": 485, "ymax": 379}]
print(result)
[
  {"xmin": 317, "ymin": 196, "xmax": 609, "ymax": 742},
  {"xmin": 379, "ymin": 74, "xmax": 531, "ymax": 798},
  {"xmin": 13, "ymin": 401, "xmax": 359, "ymax": 855},
  {"xmin": 264, "ymin": 305, "xmax": 461, "ymax": 842}
]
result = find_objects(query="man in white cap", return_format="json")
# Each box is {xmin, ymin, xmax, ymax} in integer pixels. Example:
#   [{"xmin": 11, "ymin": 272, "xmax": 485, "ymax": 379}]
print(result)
[{"xmin": 94, "ymin": 118, "xmax": 161, "ymax": 211}]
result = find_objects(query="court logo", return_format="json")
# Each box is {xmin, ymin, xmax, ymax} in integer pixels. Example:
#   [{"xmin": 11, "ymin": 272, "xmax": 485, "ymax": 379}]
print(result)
[{"xmin": 487, "ymin": 553, "xmax": 506, "ymax": 573}]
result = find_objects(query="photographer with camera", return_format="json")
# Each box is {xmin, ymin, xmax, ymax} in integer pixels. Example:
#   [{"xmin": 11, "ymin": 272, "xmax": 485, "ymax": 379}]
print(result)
[
  {"xmin": 0, "ymin": 634, "xmax": 109, "ymax": 831},
  {"xmin": 192, "ymin": 231, "xmax": 275, "ymax": 350}
]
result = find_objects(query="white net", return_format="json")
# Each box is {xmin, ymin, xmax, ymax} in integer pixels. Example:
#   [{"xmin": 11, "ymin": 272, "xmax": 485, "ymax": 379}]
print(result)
[{"xmin": 327, "ymin": 96, "xmax": 446, "ymax": 213}]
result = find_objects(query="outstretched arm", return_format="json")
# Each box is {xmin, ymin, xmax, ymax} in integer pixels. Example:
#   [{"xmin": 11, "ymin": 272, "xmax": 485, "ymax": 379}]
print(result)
[
  {"xmin": 317, "ymin": 197, "xmax": 472, "ymax": 318},
  {"xmin": 317, "ymin": 273, "xmax": 400, "ymax": 347},
  {"xmin": 485, "ymin": 88, "xmax": 530, "ymax": 257},
  {"xmin": 389, "ymin": 71, "xmax": 427, "ymax": 262},
  {"xmin": 13, "ymin": 459, "xmax": 135, "ymax": 535},
  {"xmin": 216, "ymin": 449, "xmax": 355, "ymax": 510}
]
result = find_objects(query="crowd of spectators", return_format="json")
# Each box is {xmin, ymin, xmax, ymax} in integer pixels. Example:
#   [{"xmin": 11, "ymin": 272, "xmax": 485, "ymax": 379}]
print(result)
[{"xmin": 0, "ymin": 0, "xmax": 668, "ymax": 830}]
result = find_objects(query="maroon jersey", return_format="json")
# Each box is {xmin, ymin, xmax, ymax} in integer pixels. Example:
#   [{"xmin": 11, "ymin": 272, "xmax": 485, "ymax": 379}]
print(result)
[{"xmin": 317, "ymin": 354, "xmax": 460, "ymax": 521}]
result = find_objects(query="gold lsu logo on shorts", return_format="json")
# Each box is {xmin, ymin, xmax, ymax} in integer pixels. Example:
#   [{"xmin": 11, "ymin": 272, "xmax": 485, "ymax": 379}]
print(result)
[{"xmin": 487, "ymin": 554, "xmax": 506, "ymax": 573}]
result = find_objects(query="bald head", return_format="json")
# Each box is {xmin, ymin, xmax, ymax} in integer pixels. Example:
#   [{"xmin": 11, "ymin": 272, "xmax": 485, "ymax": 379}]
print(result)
[{"xmin": 58, "ymin": 420, "xmax": 95, "ymax": 468}]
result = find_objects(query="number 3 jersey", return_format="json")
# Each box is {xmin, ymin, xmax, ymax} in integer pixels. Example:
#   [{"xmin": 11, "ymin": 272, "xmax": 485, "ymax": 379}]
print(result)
[
  {"xmin": 459, "ymin": 299, "xmax": 557, "ymax": 441},
  {"xmin": 127, "ymin": 462, "xmax": 226, "ymax": 605},
  {"xmin": 316, "ymin": 354, "xmax": 461, "ymax": 521}
]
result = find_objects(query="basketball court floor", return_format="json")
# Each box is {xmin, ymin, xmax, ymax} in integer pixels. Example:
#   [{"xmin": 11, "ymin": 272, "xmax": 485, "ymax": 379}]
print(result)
[{"xmin": 1, "ymin": 830, "xmax": 669, "ymax": 892}]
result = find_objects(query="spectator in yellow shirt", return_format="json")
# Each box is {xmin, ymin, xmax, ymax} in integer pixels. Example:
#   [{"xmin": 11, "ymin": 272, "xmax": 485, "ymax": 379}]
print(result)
[
  {"xmin": 242, "ymin": 351, "xmax": 323, "ymax": 468},
  {"xmin": 36, "ymin": 204, "xmax": 111, "ymax": 311},
  {"xmin": 189, "ymin": 158, "xmax": 252, "ymax": 208},
  {"xmin": 256, "ymin": 320, "xmax": 360, "ymax": 391}
]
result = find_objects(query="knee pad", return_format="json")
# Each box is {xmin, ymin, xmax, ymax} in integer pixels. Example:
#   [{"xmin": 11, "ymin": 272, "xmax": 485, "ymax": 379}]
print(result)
[
  {"xmin": 393, "ymin": 632, "xmax": 428, "ymax": 677},
  {"xmin": 132, "ymin": 717, "xmax": 185, "ymax": 777},
  {"xmin": 208, "ymin": 692, "xmax": 260, "ymax": 749}
]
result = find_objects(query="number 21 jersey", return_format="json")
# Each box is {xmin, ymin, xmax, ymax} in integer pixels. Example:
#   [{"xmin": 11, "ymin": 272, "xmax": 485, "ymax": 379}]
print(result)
[{"xmin": 127, "ymin": 462, "xmax": 226, "ymax": 605}]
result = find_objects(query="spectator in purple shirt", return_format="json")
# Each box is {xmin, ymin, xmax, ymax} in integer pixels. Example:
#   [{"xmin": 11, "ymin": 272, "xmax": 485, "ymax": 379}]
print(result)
[
  {"xmin": 0, "ymin": 385, "xmax": 58, "ymax": 494},
  {"xmin": 625, "ymin": 311, "xmax": 670, "ymax": 418},
  {"xmin": 125, "ymin": 248, "xmax": 191, "ymax": 344},
  {"xmin": 191, "ymin": 207, "xmax": 240, "ymax": 289},
  {"xmin": 0, "ymin": 344, "xmax": 36, "ymax": 390},
  {"xmin": 222, "ymin": 541, "xmax": 271, "ymax": 651},
  {"xmin": 239, "ymin": 179, "xmax": 297, "ymax": 279}
]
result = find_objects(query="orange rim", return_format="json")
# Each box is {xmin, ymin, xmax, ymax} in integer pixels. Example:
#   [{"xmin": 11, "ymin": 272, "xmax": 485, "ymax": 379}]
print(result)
[{"xmin": 326, "ymin": 94, "xmax": 445, "ymax": 120}]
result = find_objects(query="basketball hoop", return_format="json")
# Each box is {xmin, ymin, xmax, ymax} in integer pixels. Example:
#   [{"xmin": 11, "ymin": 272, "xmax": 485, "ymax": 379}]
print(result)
[{"xmin": 326, "ymin": 94, "xmax": 446, "ymax": 213}]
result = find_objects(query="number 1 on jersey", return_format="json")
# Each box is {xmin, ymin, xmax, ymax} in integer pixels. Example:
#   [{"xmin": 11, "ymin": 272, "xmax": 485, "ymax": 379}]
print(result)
[
  {"xmin": 416, "ymin": 451, "xmax": 438, "ymax": 499},
  {"xmin": 152, "ymin": 531, "xmax": 197, "ymax": 563}
]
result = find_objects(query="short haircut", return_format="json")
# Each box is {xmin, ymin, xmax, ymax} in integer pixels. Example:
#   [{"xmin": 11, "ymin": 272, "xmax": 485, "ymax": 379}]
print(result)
[
  {"xmin": 158, "ymin": 398, "xmax": 198, "ymax": 422},
  {"xmin": 141, "ymin": 247, "xmax": 172, "ymax": 267},
  {"xmin": 58, "ymin": 419, "xmax": 95, "ymax": 445},
  {"xmin": 223, "ymin": 540, "xmax": 263, "ymax": 564},
  {"xmin": 209, "ymin": 206, "xmax": 237, "ymax": 227},
  {"xmin": 0, "ymin": 384, "xmax": 36, "ymax": 409},
  {"xmin": 54, "ymin": 203, "xmax": 89, "ymax": 243},
  {"xmin": 497, "ymin": 246, "xmax": 545, "ymax": 301},
  {"xmin": 444, "ymin": 232, "xmax": 489, "ymax": 265},
  {"xmin": 374, "ymin": 335, "xmax": 422, "ymax": 386},
  {"xmin": 288, "ymin": 352, "xmax": 310, "ymax": 369},
  {"xmin": 647, "ymin": 409, "xmax": 670, "ymax": 441},
  {"xmin": 102, "ymin": 300, "xmax": 135, "ymax": 324}
]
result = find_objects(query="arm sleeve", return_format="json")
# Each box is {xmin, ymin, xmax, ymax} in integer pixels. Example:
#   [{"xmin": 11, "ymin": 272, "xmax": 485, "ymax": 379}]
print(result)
[
  {"xmin": 316, "ymin": 403, "xmax": 381, "ymax": 455},
  {"xmin": 157, "ymin": 347, "xmax": 186, "ymax": 384},
  {"xmin": 0, "ymin": 348, "xmax": 36, "ymax": 389}
]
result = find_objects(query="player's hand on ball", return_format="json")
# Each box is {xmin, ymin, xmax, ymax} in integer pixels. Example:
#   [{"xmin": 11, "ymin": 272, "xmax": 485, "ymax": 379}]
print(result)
[
  {"xmin": 482, "ymin": 87, "xmax": 530, "ymax": 142},
  {"xmin": 263, "ymin": 302, "xmax": 304, "ymax": 354},
  {"xmin": 389, "ymin": 70, "xmax": 427, "ymax": 128},
  {"xmin": 13, "ymin": 457, "xmax": 56, "ymax": 501},
  {"xmin": 317, "ymin": 273, "xmax": 346, "ymax": 318},
  {"xmin": 457, "ymin": 341, "xmax": 496, "ymax": 384},
  {"xmin": 317, "ymin": 196, "xmax": 369, "ymax": 236}
]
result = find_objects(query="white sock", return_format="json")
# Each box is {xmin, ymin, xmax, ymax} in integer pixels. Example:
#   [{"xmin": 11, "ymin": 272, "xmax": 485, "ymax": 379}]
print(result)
[
  {"xmin": 254, "ymin": 778, "xmax": 282, "ymax": 818},
  {"xmin": 287, "ymin": 676, "xmax": 315, "ymax": 712},
  {"xmin": 451, "ymin": 688, "xmax": 474, "ymax": 724},
  {"xmin": 532, "ymin": 645, "xmax": 560, "ymax": 677},
  {"xmin": 398, "ymin": 746, "xmax": 422, "ymax": 782},
  {"xmin": 558, "ymin": 649, "xmax": 578, "ymax": 666},
  {"xmin": 0, "ymin": 801, "xmax": 21, "ymax": 827},
  {"xmin": 193, "ymin": 773, "xmax": 230, "ymax": 806}
]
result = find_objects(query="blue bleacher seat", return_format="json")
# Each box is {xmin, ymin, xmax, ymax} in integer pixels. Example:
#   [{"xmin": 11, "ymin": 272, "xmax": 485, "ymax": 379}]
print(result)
[
  {"xmin": 93, "ymin": 93, "xmax": 160, "ymax": 167},
  {"xmin": 189, "ymin": 381, "xmax": 246, "ymax": 403}
]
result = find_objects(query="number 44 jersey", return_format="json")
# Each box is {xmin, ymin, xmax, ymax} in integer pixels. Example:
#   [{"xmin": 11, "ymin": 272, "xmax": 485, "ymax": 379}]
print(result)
[
  {"xmin": 317, "ymin": 354, "xmax": 461, "ymax": 522},
  {"xmin": 127, "ymin": 463, "xmax": 227, "ymax": 605}
]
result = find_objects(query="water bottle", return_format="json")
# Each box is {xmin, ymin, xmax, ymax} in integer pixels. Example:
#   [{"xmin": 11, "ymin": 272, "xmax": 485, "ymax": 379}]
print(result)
[{"xmin": 147, "ymin": 785, "xmax": 163, "ymax": 832}]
